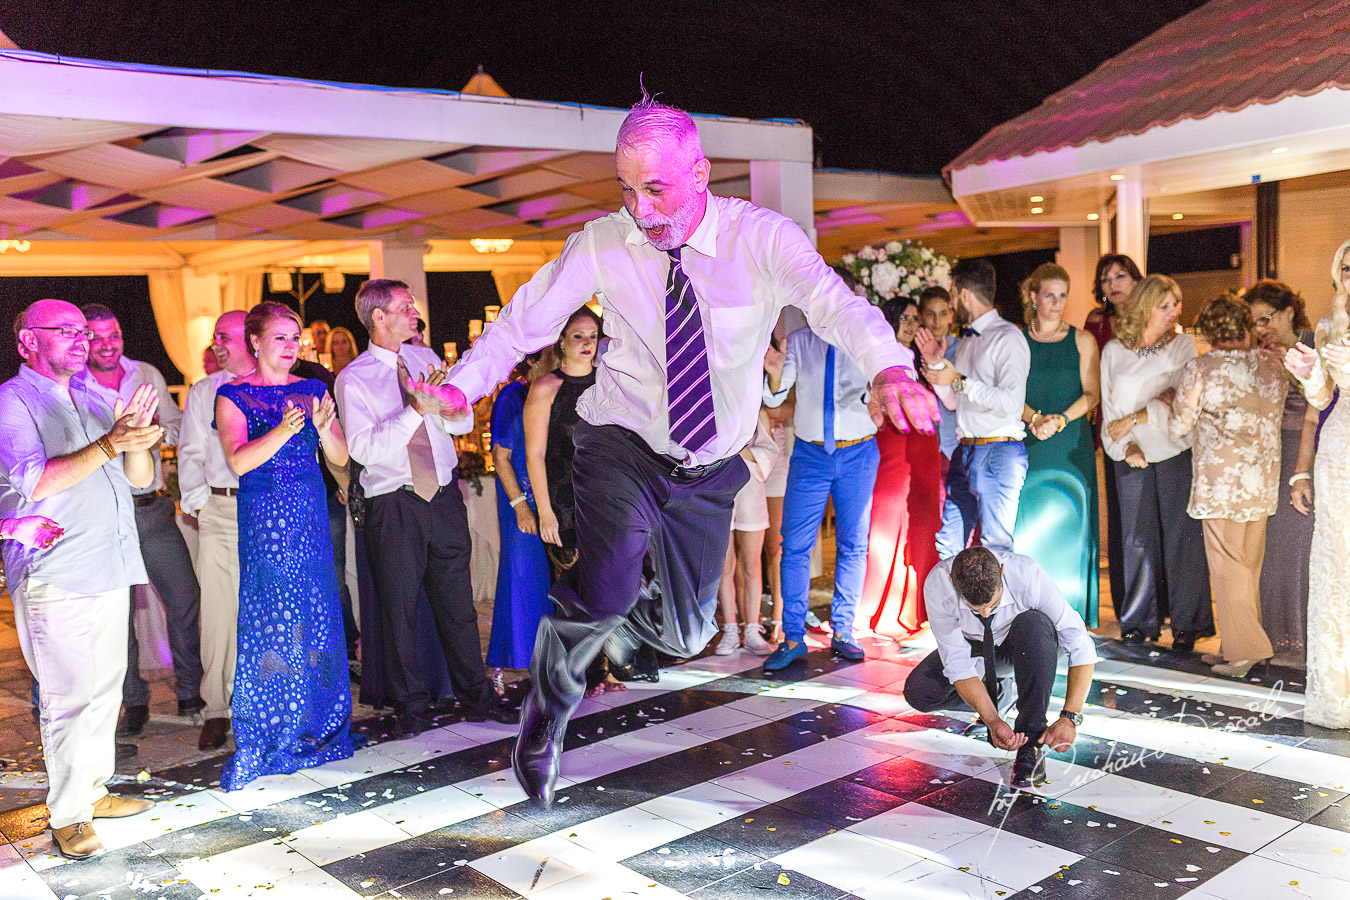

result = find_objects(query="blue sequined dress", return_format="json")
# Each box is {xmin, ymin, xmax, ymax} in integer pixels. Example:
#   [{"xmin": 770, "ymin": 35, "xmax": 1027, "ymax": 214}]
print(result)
[{"xmin": 216, "ymin": 378, "xmax": 355, "ymax": 790}]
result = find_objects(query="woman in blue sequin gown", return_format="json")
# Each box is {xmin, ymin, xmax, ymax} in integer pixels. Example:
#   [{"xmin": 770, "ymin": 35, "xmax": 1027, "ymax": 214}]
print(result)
[{"xmin": 215, "ymin": 301, "xmax": 356, "ymax": 789}]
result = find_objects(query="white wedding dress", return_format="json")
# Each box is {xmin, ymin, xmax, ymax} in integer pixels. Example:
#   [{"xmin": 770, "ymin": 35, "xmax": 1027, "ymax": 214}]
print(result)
[{"xmin": 1306, "ymin": 359, "xmax": 1350, "ymax": 729}]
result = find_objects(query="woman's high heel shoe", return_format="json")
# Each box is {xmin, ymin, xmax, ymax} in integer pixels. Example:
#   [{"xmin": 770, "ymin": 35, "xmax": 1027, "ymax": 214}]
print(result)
[{"xmin": 1210, "ymin": 658, "xmax": 1271, "ymax": 679}]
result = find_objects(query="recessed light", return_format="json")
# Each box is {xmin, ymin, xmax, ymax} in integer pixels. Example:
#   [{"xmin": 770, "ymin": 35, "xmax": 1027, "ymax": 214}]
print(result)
[
  {"xmin": 1030, "ymin": 207, "xmax": 1044, "ymax": 214},
  {"xmin": 1087, "ymin": 213, "xmax": 1100, "ymax": 221},
  {"xmin": 1272, "ymin": 147, "xmax": 1289, "ymax": 154},
  {"xmin": 1030, "ymin": 195, "xmax": 1044, "ymax": 203},
  {"xmin": 1172, "ymin": 213, "xmax": 1184, "ymax": 220},
  {"xmin": 1109, "ymin": 174, "xmax": 1124, "ymax": 181}
]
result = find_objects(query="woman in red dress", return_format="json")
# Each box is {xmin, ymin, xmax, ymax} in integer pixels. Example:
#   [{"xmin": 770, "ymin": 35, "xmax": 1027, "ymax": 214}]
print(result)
[{"xmin": 859, "ymin": 296, "xmax": 944, "ymax": 639}]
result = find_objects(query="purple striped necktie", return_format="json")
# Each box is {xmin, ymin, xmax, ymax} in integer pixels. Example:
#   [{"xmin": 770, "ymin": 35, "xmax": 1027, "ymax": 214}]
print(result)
[{"xmin": 664, "ymin": 246, "xmax": 717, "ymax": 453}]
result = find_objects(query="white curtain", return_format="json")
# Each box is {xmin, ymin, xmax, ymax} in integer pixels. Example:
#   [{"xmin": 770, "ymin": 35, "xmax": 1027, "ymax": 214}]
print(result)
[{"xmin": 147, "ymin": 268, "xmax": 263, "ymax": 384}]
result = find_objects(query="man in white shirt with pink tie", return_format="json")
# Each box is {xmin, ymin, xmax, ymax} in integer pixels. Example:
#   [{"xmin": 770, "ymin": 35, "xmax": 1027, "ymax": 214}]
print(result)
[{"xmin": 421, "ymin": 96, "xmax": 940, "ymax": 807}]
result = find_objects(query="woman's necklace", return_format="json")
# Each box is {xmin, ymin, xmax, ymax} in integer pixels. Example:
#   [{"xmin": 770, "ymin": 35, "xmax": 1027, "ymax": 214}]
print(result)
[
  {"xmin": 1131, "ymin": 329, "xmax": 1176, "ymax": 358},
  {"xmin": 1030, "ymin": 318, "xmax": 1067, "ymax": 341}
]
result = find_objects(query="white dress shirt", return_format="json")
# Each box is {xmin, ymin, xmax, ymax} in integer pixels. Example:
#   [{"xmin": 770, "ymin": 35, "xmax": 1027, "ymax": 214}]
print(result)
[
  {"xmin": 445, "ymin": 194, "xmax": 910, "ymax": 466},
  {"xmin": 76, "ymin": 357, "xmax": 181, "ymax": 495},
  {"xmin": 763, "ymin": 327, "xmax": 886, "ymax": 442},
  {"xmin": 336, "ymin": 342, "xmax": 474, "ymax": 498},
  {"xmin": 934, "ymin": 309, "xmax": 1029, "ymax": 440},
  {"xmin": 178, "ymin": 368, "xmax": 242, "ymax": 516},
  {"xmin": 924, "ymin": 551, "xmax": 1098, "ymax": 684},
  {"xmin": 1100, "ymin": 334, "xmax": 1194, "ymax": 463}
]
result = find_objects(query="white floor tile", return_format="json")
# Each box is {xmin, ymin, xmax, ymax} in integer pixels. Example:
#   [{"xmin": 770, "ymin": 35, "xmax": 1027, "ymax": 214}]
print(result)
[
  {"xmin": 303, "ymin": 745, "xmax": 407, "ymax": 788},
  {"xmin": 1256, "ymin": 821, "xmax": 1350, "ymax": 882},
  {"xmin": 1059, "ymin": 773, "xmax": 1195, "ymax": 823},
  {"xmin": 1252, "ymin": 745, "xmax": 1350, "ymax": 792},
  {"xmin": 833, "ymin": 718, "xmax": 933, "ymax": 756},
  {"xmin": 761, "ymin": 680, "xmax": 867, "ymax": 702},
  {"xmin": 528, "ymin": 860, "xmax": 690, "ymax": 899},
  {"xmin": 371, "ymin": 784, "xmax": 499, "ymax": 836},
  {"xmin": 469, "ymin": 833, "xmax": 603, "ymax": 895},
  {"xmin": 823, "ymin": 659, "xmax": 913, "ymax": 688},
  {"xmin": 604, "ymin": 722, "xmax": 712, "ymax": 760},
  {"xmin": 563, "ymin": 806, "xmax": 693, "ymax": 861},
  {"xmin": 279, "ymin": 808, "xmax": 411, "ymax": 866},
  {"xmin": 722, "ymin": 693, "xmax": 825, "ymax": 721},
  {"xmin": 456, "ymin": 770, "xmax": 577, "ymax": 809},
  {"xmin": 177, "ymin": 837, "xmax": 316, "ymax": 894},
  {"xmin": 1199, "ymin": 854, "xmax": 1350, "ymax": 899},
  {"xmin": 373, "ymin": 727, "xmax": 476, "ymax": 765},
  {"xmin": 855, "ymin": 857, "xmax": 1013, "ymax": 900},
  {"xmin": 941, "ymin": 829, "xmax": 1082, "ymax": 890},
  {"xmin": 0, "ymin": 854, "xmax": 55, "ymax": 900},
  {"xmin": 709, "ymin": 757, "xmax": 836, "ymax": 803},
  {"xmin": 772, "ymin": 830, "xmax": 916, "ymax": 893},
  {"xmin": 670, "ymin": 704, "xmax": 771, "ymax": 741},
  {"xmin": 213, "ymin": 772, "xmax": 325, "ymax": 813},
  {"xmin": 557, "ymin": 741, "xmax": 646, "ymax": 782},
  {"xmin": 1154, "ymin": 795, "xmax": 1300, "ymax": 853},
  {"xmin": 636, "ymin": 781, "xmax": 764, "ymax": 831},
  {"xmin": 444, "ymin": 718, "xmax": 525, "ymax": 744},
  {"xmin": 779, "ymin": 736, "xmax": 894, "ymax": 778},
  {"xmin": 847, "ymin": 803, "xmax": 992, "ymax": 857}
]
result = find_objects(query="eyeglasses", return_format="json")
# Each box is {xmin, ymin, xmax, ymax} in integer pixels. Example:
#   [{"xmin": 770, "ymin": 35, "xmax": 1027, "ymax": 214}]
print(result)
[{"xmin": 28, "ymin": 325, "xmax": 95, "ymax": 340}]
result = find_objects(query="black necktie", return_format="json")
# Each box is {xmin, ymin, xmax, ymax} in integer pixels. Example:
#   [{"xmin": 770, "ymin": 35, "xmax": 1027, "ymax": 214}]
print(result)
[{"xmin": 980, "ymin": 615, "xmax": 999, "ymax": 706}]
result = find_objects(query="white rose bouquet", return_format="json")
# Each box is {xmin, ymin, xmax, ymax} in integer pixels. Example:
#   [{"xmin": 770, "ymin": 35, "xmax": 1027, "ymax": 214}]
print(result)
[{"xmin": 840, "ymin": 239, "xmax": 956, "ymax": 306}]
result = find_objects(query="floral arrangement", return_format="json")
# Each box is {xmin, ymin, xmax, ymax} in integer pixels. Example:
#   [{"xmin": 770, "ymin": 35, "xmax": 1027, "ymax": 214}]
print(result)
[{"xmin": 840, "ymin": 240, "xmax": 955, "ymax": 306}]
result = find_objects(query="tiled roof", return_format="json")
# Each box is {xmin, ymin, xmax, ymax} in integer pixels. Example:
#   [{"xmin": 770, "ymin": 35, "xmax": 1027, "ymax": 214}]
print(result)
[{"xmin": 947, "ymin": 0, "xmax": 1350, "ymax": 173}]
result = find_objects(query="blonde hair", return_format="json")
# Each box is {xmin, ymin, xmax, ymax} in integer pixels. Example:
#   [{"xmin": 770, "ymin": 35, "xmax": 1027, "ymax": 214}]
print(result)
[
  {"xmin": 1113, "ymin": 274, "xmax": 1181, "ymax": 348},
  {"xmin": 1020, "ymin": 262, "xmax": 1071, "ymax": 326},
  {"xmin": 324, "ymin": 326, "xmax": 358, "ymax": 370},
  {"xmin": 1317, "ymin": 238, "xmax": 1350, "ymax": 352}
]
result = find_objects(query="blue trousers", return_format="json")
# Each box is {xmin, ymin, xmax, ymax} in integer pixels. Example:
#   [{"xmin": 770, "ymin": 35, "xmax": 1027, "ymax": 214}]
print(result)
[
  {"xmin": 780, "ymin": 437, "xmax": 880, "ymax": 643},
  {"xmin": 936, "ymin": 440, "xmax": 1028, "ymax": 558}
]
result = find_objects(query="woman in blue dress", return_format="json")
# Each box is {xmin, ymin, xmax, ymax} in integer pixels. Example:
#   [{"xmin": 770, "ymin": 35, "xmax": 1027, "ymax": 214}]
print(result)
[
  {"xmin": 486, "ymin": 354, "xmax": 552, "ymax": 688},
  {"xmin": 216, "ymin": 301, "xmax": 356, "ymax": 789}
]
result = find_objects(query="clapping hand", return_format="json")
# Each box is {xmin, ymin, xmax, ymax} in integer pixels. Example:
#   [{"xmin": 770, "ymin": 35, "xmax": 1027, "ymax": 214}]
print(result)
[
  {"xmin": 416, "ymin": 381, "xmax": 473, "ymax": 423},
  {"xmin": 311, "ymin": 392, "xmax": 338, "ymax": 437},
  {"xmin": 763, "ymin": 342, "xmax": 785, "ymax": 379},
  {"xmin": 1285, "ymin": 342, "xmax": 1318, "ymax": 380},
  {"xmin": 913, "ymin": 327, "xmax": 948, "ymax": 369},
  {"xmin": 109, "ymin": 384, "xmax": 165, "ymax": 453},
  {"xmin": 406, "ymin": 363, "xmax": 453, "ymax": 417},
  {"xmin": 3, "ymin": 516, "xmax": 65, "ymax": 550},
  {"xmin": 277, "ymin": 400, "xmax": 305, "ymax": 438},
  {"xmin": 1325, "ymin": 339, "xmax": 1350, "ymax": 370}
]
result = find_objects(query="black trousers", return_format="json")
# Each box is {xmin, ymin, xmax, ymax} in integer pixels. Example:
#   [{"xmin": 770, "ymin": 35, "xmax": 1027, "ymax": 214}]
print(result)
[
  {"xmin": 528, "ymin": 423, "xmax": 749, "ymax": 730},
  {"xmin": 364, "ymin": 484, "xmax": 495, "ymax": 717},
  {"xmin": 1112, "ymin": 452, "xmax": 1213, "ymax": 638},
  {"xmin": 125, "ymin": 494, "xmax": 203, "ymax": 705},
  {"xmin": 902, "ymin": 609, "xmax": 1058, "ymax": 742}
]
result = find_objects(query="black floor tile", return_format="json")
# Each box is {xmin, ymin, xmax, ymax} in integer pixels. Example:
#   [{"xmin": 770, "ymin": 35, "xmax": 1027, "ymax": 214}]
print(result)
[
  {"xmin": 145, "ymin": 816, "xmax": 270, "ymax": 865},
  {"xmin": 384, "ymin": 862, "xmax": 524, "ymax": 899},
  {"xmin": 1310, "ymin": 799, "xmax": 1350, "ymax": 833},
  {"xmin": 695, "ymin": 803, "xmax": 834, "ymax": 858},
  {"xmin": 1203, "ymin": 769, "xmax": 1346, "ymax": 821},
  {"xmin": 915, "ymin": 776, "xmax": 1042, "ymax": 826},
  {"xmin": 40, "ymin": 841, "xmax": 178, "ymax": 897},
  {"xmin": 660, "ymin": 740, "xmax": 761, "ymax": 782},
  {"xmin": 849, "ymin": 756, "xmax": 966, "ymax": 801},
  {"xmin": 1002, "ymin": 795, "xmax": 1144, "ymax": 855},
  {"xmin": 1051, "ymin": 738, "xmax": 1243, "ymax": 797},
  {"xmin": 623, "ymin": 832, "xmax": 767, "ymax": 894},
  {"xmin": 693, "ymin": 859, "xmax": 851, "ymax": 900},
  {"xmin": 503, "ymin": 782, "xmax": 642, "ymax": 832},
  {"xmin": 718, "ymin": 720, "xmax": 827, "ymax": 758},
  {"xmin": 783, "ymin": 704, "xmax": 890, "ymax": 738},
  {"xmin": 592, "ymin": 758, "xmax": 704, "ymax": 797},
  {"xmin": 1091, "ymin": 823, "xmax": 1247, "ymax": 884},
  {"xmin": 775, "ymin": 778, "xmax": 906, "ymax": 829},
  {"xmin": 1024, "ymin": 857, "xmax": 1195, "ymax": 900}
]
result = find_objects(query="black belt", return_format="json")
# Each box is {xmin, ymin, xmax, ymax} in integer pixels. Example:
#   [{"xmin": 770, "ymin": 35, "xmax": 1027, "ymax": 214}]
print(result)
[
  {"xmin": 617, "ymin": 426, "xmax": 735, "ymax": 481},
  {"xmin": 210, "ymin": 486, "xmax": 239, "ymax": 497},
  {"xmin": 399, "ymin": 482, "xmax": 451, "ymax": 498},
  {"xmin": 133, "ymin": 493, "xmax": 162, "ymax": 508}
]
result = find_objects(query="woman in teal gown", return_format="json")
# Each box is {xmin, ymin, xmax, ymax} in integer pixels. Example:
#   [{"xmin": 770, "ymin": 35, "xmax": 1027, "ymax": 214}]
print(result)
[{"xmin": 1014, "ymin": 264, "xmax": 1102, "ymax": 626}]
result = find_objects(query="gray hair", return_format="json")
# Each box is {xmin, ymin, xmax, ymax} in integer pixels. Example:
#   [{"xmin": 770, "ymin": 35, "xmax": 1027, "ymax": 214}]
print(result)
[
  {"xmin": 616, "ymin": 95, "xmax": 704, "ymax": 166},
  {"xmin": 354, "ymin": 278, "xmax": 410, "ymax": 331}
]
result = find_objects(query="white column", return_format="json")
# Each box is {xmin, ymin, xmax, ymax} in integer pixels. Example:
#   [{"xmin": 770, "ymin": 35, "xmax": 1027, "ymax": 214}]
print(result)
[
  {"xmin": 368, "ymin": 240, "xmax": 430, "ymax": 322},
  {"xmin": 750, "ymin": 159, "xmax": 816, "ymax": 246},
  {"xmin": 1055, "ymin": 227, "xmax": 1098, "ymax": 328},
  {"xmin": 1114, "ymin": 180, "xmax": 1149, "ymax": 273}
]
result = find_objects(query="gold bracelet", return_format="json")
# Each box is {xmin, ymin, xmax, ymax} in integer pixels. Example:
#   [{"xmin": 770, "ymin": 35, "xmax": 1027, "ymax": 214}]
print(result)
[
  {"xmin": 96, "ymin": 434, "xmax": 116, "ymax": 459},
  {"xmin": 1055, "ymin": 415, "xmax": 1067, "ymax": 433}
]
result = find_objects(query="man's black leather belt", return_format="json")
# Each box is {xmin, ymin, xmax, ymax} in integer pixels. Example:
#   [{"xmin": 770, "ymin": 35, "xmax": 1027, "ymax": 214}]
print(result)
[
  {"xmin": 210, "ymin": 486, "xmax": 239, "ymax": 497},
  {"xmin": 400, "ymin": 482, "xmax": 451, "ymax": 497},
  {"xmin": 618, "ymin": 426, "xmax": 733, "ymax": 480}
]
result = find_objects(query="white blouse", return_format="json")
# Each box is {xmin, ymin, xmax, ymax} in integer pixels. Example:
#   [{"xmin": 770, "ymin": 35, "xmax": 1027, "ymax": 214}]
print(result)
[{"xmin": 1100, "ymin": 333, "xmax": 1196, "ymax": 463}]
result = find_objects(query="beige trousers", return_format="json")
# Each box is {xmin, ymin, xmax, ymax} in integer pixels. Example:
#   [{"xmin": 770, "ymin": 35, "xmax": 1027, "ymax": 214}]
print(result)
[
  {"xmin": 11, "ymin": 579, "xmax": 128, "ymax": 829},
  {"xmin": 1202, "ymin": 517, "xmax": 1275, "ymax": 663},
  {"xmin": 197, "ymin": 494, "xmax": 239, "ymax": 719}
]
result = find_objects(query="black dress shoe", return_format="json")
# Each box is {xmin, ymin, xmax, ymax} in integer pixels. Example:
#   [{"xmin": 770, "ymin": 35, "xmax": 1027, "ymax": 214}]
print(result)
[
  {"xmin": 393, "ymin": 714, "xmax": 428, "ymax": 739},
  {"xmin": 466, "ymin": 702, "xmax": 520, "ymax": 725},
  {"xmin": 116, "ymin": 705, "xmax": 149, "ymax": 738},
  {"xmin": 198, "ymin": 717, "xmax": 230, "ymax": 750},
  {"xmin": 1171, "ymin": 631, "xmax": 1197, "ymax": 653},
  {"xmin": 1121, "ymin": 629, "xmax": 1145, "ymax": 645},
  {"xmin": 1011, "ymin": 743, "xmax": 1046, "ymax": 790},
  {"xmin": 512, "ymin": 700, "xmax": 563, "ymax": 808},
  {"xmin": 177, "ymin": 697, "xmax": 205, "ymax": 718}
]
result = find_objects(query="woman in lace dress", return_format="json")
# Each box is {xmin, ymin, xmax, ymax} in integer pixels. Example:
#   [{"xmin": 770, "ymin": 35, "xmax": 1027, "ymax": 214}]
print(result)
[
  {"xmin": 1170, "ymin": 297, "xmax": 1284, "ymax": 678},
  {"xmin": 1285, "ymin": 240, "xmax": 1350, "ymax": 730}
]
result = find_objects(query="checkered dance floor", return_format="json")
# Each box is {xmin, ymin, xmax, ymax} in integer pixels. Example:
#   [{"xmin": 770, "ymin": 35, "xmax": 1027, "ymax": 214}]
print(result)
[{"xmin": 1, "ymin": 637, "xmax": 1346, "ymax": 900}]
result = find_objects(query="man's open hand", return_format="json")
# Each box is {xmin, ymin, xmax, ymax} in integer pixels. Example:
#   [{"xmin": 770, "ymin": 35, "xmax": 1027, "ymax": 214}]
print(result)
[{"xmin": 869, "ymin": 366, "xmax": 941, "ymax": 435}]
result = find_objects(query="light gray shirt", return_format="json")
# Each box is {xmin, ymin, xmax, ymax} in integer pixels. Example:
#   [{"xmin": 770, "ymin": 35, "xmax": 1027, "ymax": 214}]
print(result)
[
  {"xmin": 923, "ymin": 551, "xmax": 1098, "ymax": 684},
  {"xmin": 934, "ymin": 309, "xmax": 1029, "ymax": 440},
  {"xmin": 178, "ymin": 368, "xmax": 241, "ymax": 516},
  {"xmin": 763, "ymin": 326, "xmax": 883, "ymax": 442},
  {"xmin": 75, "ymin": 356, "xmax": 181, "ymax": 495},
  {"xmin": 0, "ymin": 365, "xmax": 147, "ymax": 594}
]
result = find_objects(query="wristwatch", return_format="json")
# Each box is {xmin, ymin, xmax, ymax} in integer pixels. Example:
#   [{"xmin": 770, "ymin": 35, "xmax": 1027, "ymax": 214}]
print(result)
[
  {"xmin": 952, "ymin": 375, "xmax": 968, "ymax": 394},
  {"xmin": 1059, "ymin": 710, "xmax": 1083, "ymax": 727}
]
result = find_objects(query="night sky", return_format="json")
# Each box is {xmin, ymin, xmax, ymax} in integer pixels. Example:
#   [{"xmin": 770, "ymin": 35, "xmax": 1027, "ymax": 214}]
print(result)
[{"xmin": 7, "ymin": 0, "xmax": 1211, "ymax": 175}]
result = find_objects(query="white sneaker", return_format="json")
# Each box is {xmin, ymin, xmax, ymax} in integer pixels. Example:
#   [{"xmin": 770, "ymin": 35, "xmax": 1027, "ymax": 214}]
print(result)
[
  {"xmin": 713, "ymin": 623, "xmax": 740, "ymax": 656},
  {"xmin": 743, "ymin": 622, "xmax": 774, "ymax": 656}
]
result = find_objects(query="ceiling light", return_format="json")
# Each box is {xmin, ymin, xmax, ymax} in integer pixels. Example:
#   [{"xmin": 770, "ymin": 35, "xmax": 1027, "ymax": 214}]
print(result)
[
  {"xmin": 1272, "ymin": 146, "xmax": 1289, "ymax": 154},
  {"xmin": 1030, "ymin": 207, "xmax": 1044, "ymax": 214},
  {"xmin": 0, "ymin": 239, "xmax": 32, "ymax": 253},
  {"xmin": 1029, "ymin": 195, "xmax": 1044, "ymax": 203},
  {"xmin": 470, "ymin": 238, "xmax": 515, "ymax": 253},
  {"xmin": 1087, "ymin": 213, "xmax": 1100, "ymax": 221},
  {"xmin": 1172, "ymin": 213, "xmax": 1184, "ymax": 220},
  {"xmin": 1109, "ymin": 174, "xmax": 1124, "ymax": 181}
]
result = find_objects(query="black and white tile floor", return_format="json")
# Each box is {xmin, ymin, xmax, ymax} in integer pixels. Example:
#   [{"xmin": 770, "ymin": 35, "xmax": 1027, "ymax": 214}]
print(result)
[{"xmin": 1, "ymin": 636, "xmax": 1347, "ymax": 900}]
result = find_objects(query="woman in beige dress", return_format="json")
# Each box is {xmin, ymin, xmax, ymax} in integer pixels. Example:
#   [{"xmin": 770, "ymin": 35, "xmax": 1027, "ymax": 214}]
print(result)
[
  {"xmin": 1170, "ymin": 297, "xmax": 1284, "ymax": 678},
  {"xmin": 1285, "ymin": 240, "xmax": 1350, "ymax": 730}
]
